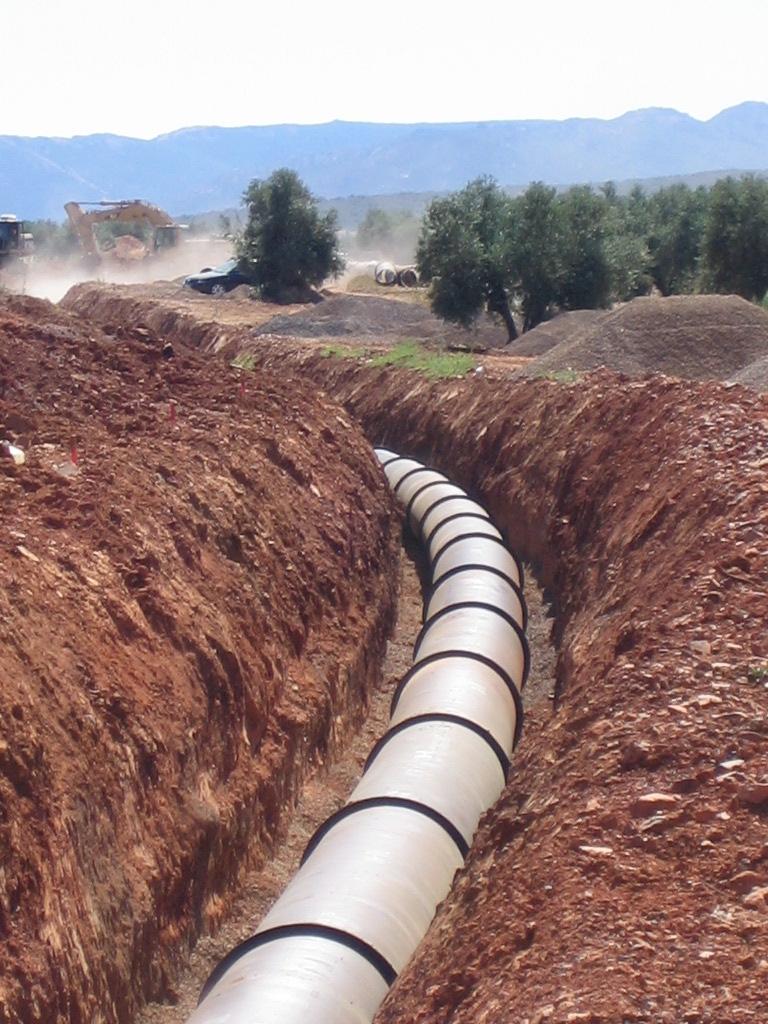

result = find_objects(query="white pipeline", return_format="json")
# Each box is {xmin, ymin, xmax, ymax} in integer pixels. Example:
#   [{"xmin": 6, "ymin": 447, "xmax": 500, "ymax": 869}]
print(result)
[{"xmin": 186, "ymin": 449, "xmax": 529, "ymax": 1024}]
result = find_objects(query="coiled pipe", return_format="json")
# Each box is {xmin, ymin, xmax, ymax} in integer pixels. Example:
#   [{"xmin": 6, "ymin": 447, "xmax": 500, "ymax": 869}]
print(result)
[{"xmin": 186, "ymin": 449, "xmax": 528, "ymax": 1024}]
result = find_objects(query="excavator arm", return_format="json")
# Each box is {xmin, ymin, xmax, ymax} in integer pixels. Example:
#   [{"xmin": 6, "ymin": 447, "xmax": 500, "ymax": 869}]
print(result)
[{"xmin": 64, "ymin": 200, "xmax": 180, "ymax": 261}]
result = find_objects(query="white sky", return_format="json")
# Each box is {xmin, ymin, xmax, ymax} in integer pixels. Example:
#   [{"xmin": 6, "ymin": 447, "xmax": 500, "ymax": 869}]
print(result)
[{"xmin": 3, "ymin": 0, "xmax": 767, "ymax": 138}]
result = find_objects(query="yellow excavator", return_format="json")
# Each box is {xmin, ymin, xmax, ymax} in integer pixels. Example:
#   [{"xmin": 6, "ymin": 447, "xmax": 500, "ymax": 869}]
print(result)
[{"xmin": 64, "ymin": 200, "xmax": 183, "ymax": 264}]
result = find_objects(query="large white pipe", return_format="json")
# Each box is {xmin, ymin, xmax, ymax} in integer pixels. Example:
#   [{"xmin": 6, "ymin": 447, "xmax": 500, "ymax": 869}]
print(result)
[{"xmin": 187, "ymin": 449, "xmax": 528, "ymax": 1024}]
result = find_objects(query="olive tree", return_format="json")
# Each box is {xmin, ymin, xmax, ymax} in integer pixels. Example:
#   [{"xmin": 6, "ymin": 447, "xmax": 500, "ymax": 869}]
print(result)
[
  {"xmin": 238, "ymin": 168, "xmax": 344, "ymax": 300},
  {"xmin": 417, "ymin": 177, "xmax": 518, "ymax": 341},
  {"xmin": 702, "ymin": 176, "xmax": 768, "ymax": 301}
]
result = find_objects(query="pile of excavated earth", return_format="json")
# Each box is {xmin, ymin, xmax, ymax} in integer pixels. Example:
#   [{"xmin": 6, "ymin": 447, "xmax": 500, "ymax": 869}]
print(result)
[
  {"xmin": 523, "ymin": 294, "xmax": 768, "ymax": 382},
  {"xmin": 3, "ymin": 281, "xmax": 768, "ymax": 1023},
  {"xmin": 507, "ymin": 309, "xmax": 607, "ymax": 357}
]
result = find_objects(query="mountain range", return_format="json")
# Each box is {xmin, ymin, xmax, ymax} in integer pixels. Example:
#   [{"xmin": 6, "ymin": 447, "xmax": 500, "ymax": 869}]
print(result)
[{"xmin": 2, "ymin": 102, "xmax": 767, "ymax": 220}]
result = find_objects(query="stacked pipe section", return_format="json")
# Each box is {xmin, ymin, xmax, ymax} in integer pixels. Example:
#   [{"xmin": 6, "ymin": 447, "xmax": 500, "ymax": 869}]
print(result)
[{"xmin": 186, "ymin": 449, "xmax": 529, "ymax": 1024}]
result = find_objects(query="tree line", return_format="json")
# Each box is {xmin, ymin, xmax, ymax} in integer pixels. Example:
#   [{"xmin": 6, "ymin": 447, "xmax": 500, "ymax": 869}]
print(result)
[{"xmin": 415, "ymin": 175, "xmax": 768, "ymax": 340}]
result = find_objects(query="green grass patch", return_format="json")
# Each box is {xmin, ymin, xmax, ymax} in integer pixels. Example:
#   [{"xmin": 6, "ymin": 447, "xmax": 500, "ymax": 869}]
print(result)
[
  {"xmin": 747, "ymin": 663, "xmax": 768, "ymax": 683},
  {"xmin": 369, "ymin": 340, "xmax": 476, "ymax": 378},
  {"xmin": 540, "ymin": 368, "xmax": 581, "ymax": 384},
  {"xmin": 231, "ymin": 352, "xmax": 256, "ymax": 370},
  {"xmin": 320, "ymin": 343, "xmax": 366, "ymax": 359}
]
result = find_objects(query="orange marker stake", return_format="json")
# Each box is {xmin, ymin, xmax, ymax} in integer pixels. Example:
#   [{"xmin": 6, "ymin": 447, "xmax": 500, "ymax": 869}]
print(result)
[
  {"xmin": 168, "ymin": 402, "xmax": 176, "ymax": 423},
  {"xmin": 70, "ymin": 444, "xmax": 79, "ymax": 465}
]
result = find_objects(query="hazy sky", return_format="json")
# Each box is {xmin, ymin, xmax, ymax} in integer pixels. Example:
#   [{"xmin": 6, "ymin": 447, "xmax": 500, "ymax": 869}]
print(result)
[{"xmin": 3, "ymin": 0, "xmax": 766, "ymax": 138}]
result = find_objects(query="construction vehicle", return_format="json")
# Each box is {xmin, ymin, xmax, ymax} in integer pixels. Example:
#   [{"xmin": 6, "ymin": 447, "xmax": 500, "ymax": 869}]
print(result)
[
  {"xmin": 0, "ymin": 214, "xmax": 32, "ymax": 268},
  {"xmin": 64, "ymin": 200, "xmax": 184, "ymax": 264}
]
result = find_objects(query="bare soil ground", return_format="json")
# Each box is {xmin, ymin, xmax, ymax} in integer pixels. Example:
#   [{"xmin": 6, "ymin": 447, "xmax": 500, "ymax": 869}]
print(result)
[
  {"xmin": 140, "ymin": 541, "xmax": 409, "ymax": 1021},
  {"xmin": 524, "ymin": 294, "xmax": 768, "ymax": 382},
  {"xmin": 0, "ymin": 293, "xmax": 399, "ymax": 1024},
  {"xmin": 62, "ymin": 282, "xmax": 512, "ymax": 355},
  {"xmin": 254, "ymin": 292, "xmax": 508, "ymax": 348}
]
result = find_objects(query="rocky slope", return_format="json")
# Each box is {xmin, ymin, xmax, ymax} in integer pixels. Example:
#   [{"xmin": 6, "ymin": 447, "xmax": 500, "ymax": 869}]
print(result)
[{"xmin": 0, "ymin": 294, "xmax": 398, "ymax": 1023}]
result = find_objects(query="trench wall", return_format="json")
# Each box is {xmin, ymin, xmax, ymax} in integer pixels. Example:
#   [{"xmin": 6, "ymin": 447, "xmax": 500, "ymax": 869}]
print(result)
[{"xmin": 0, "ymin": 295, "xmax": 399, "ymax": 1024}]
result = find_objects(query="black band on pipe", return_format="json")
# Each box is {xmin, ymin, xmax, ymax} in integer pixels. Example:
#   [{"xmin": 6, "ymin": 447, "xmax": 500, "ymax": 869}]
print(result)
[
  {"xmin": 393, "ymin": 464, "xmax": 446, "ymax": 496},
  {"xmin": 363, "ymin": 713, "xmax": 511, "ymax": 779},
  {"xmin": 405, "ymin": 479, "xmax": 465, "ymax": 527},
  {"xmin": 390, "ymin": 651, "xmax": 525, "ymax": 748},
  {"xmin": 424, "ymin": 510, "xmax": 494, "ymax": 549},
  {"xmin": 432, "ymin": 531, "xmax": 524, "ymax": 587},
  {"xmin": 425, "ymin": 564, "xmax": 528, "ymax": 631},
  {"xmin": 198, "ymin": 923, "xmax": 398, "ymax": 1002},
  {"xmin": 417, "ymin": 492, "xmax": 489, "ymax": 534},
  {"xmin": 429, "ymin": 522, "xmax": 504, "ymax": 567},
  {"xmin": 300, "ymin": 795, "xmax": 470, "ymax": 866},
  {"xmin": 413, "ymin": 602, "xmax": 531, "ymax": 694},
  {"xmin": 414, "ymin": 601, "xmax": 522, "ymax": 659}
]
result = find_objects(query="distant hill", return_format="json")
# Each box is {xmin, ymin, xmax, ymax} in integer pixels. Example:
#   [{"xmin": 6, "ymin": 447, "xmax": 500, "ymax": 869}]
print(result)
[{"xmin": 3, "ymin": 102, "xmax": 768, "ymax": 220}]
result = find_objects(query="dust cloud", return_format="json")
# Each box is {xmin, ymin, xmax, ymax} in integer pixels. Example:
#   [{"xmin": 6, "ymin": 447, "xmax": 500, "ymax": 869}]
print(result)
[{"xmin": 1, "ymin": 238, "xmax": 233, "ymax": 303}]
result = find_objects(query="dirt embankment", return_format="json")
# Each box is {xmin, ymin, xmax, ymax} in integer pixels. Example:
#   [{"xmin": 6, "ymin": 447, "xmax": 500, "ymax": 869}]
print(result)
[
  {"xmin": 0, "ymin": 294, "xmax": 399, "ymax": 1024},
  {"xmin": 59, "ymin": 286, "xmax": 768, "ymax": 1019},
  {"xmin": 62, "ymin": 282, "xmax": 510, "ymax": 353}
]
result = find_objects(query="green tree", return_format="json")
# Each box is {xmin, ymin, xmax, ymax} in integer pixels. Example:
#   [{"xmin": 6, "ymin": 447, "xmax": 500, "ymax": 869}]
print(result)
[
  {"xmin": 417, "ymin": 177, "xmax": 518, "ymax": 341},
  {"xmin": 556, "ymin": 186, "xmax": 611, "ymax": 311},
  {"xmin": 602, "ymin": 186, "xmax": 652, "ymax": 301},
  {"xmin": 703, "ymin": 176, "xmax": 768, "ymax": 301},
  {"xmin": 238, "ymin": 169, "xmax": 344, "ymax": 300},
  {"xmin": 646, "ymin": 184, "xmax": 707, "ymax": 295},
  {"xmin": 509, "ymin": 183, "xmax": 562, "ymax": 331}
]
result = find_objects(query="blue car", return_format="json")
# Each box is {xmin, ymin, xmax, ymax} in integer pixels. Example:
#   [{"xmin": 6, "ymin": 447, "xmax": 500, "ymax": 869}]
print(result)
[{"xmin": 183, "ymin": 258, "xmax": 253, "ymax": 295}]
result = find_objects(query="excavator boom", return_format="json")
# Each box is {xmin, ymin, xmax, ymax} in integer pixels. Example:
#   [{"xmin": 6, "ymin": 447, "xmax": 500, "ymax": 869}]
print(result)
[{"xmin": 65, "ymin": 200, "xmax": 182, "ymax": 261}]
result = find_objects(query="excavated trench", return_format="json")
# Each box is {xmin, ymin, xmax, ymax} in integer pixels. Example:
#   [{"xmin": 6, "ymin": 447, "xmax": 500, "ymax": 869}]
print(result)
[
  {"xmin": 49, "ymin": 287, "xmax": 768, "ymax": 1019},
  {"xmin": 135, "ymin": 537, "xmax": 555, "ymax": 1024}
]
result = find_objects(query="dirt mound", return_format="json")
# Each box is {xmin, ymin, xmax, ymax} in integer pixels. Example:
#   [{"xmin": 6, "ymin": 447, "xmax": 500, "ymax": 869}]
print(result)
[
  {"xmin": 0, "ymin": 294, "xmax": 398, "ymax": 1023},
  {"xmin": 509, "ymin": 308, "xmax": 607, "ymax": 356},
  {"xmin": 729, "ymin": 353, "xmax": 768, "ymax": 390},
  {"xmin": 525, "ymin": 294, "xmax": 768, "ymax": 381}
]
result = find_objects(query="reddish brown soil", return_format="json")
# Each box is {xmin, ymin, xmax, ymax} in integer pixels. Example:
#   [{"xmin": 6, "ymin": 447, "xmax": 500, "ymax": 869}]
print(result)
[
  {"xmin": 0, "ymin": 293, "xmax": 399, "ymax": 1024},
  {"xmin": 138, "ymin": 545, "xmax": 426, "ymax": 1023},
  {"xmin": 56, "ymin": 286, "xmax": 768, "ymax": 1020},
  {"xmin": 524, "ymin": 294, "xmax": 768, "ymax": 382}
]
